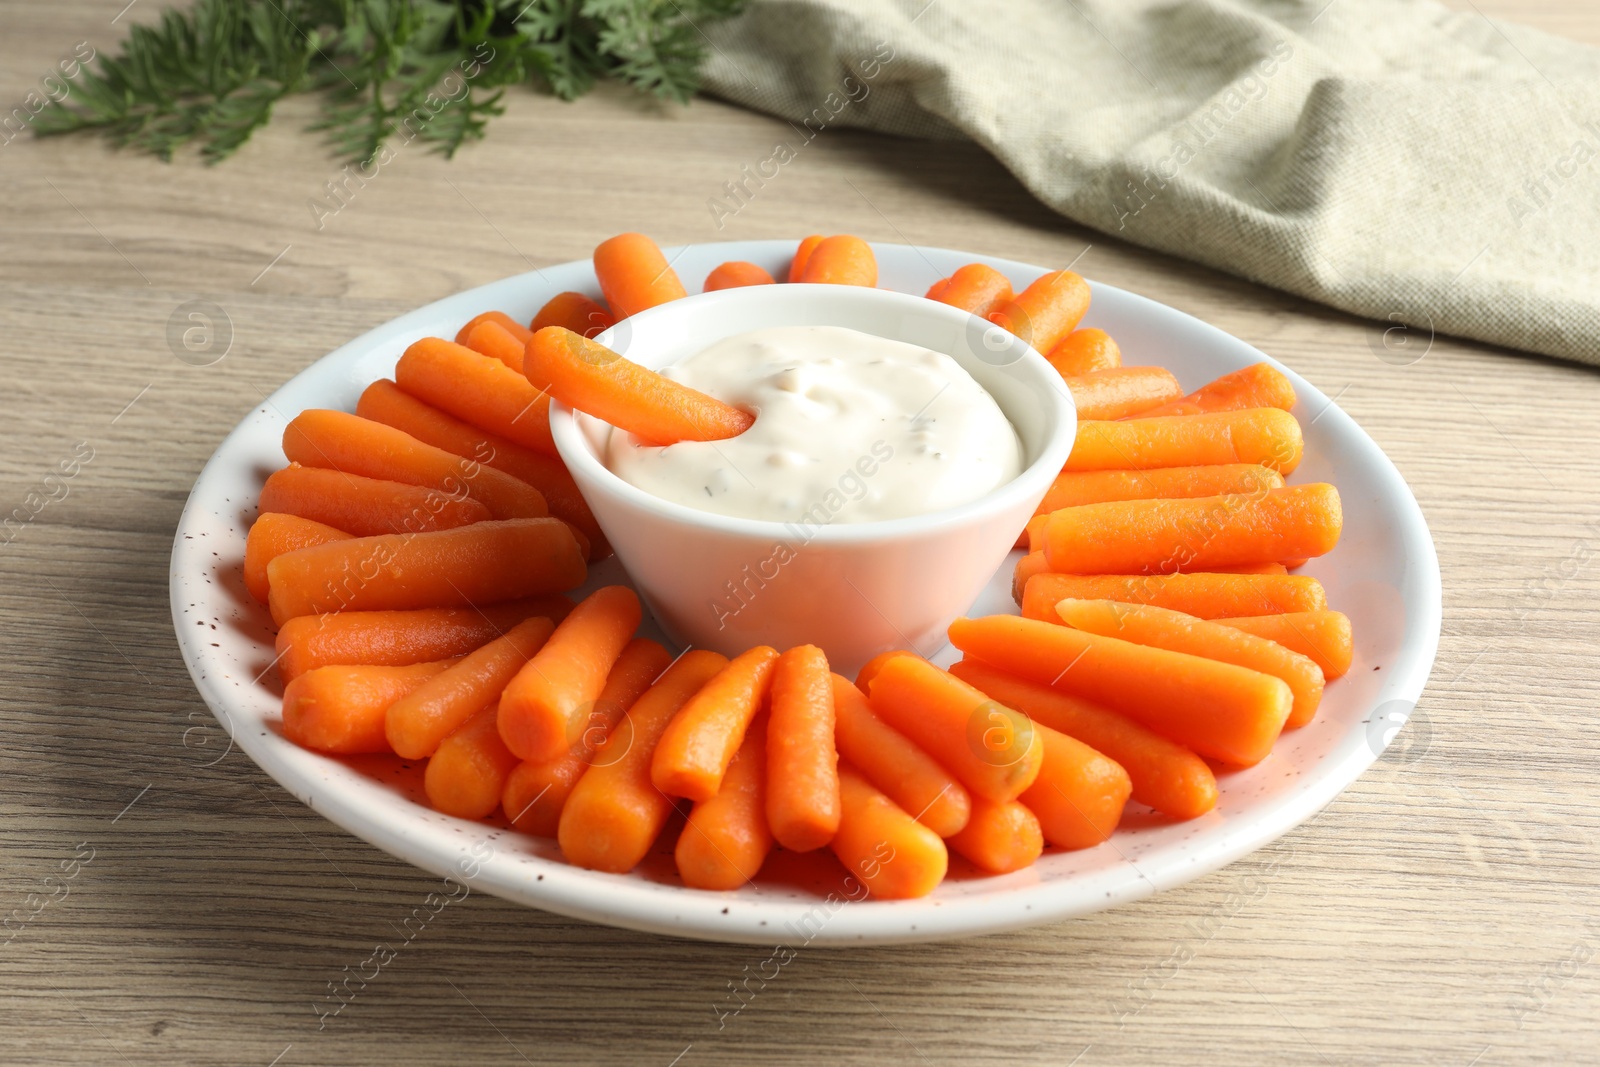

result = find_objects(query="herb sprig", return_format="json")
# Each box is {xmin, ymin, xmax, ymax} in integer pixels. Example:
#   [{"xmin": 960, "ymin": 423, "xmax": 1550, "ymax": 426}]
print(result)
[{"xmin": 33, "ymin": 0, "xmax": 744, "ymax": 164}]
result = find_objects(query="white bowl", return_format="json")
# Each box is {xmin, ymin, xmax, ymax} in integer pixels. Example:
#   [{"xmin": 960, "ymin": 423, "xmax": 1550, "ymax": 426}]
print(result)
[{"xmin": 550, "ymin": 284, "xmax": 1076, "ymax": 676}]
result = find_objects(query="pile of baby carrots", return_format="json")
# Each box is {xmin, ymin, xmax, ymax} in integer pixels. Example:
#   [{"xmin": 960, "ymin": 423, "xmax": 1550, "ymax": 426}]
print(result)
[{"xmin": 249, "ymin": 232, "xmax": 1351, "ymax": 901}]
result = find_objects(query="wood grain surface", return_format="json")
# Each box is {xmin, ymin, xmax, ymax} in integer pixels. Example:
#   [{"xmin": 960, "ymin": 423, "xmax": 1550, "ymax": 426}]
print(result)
[{"xmin": 2, "ymin": 2, "xmax": 1598, "ymax": 1064}]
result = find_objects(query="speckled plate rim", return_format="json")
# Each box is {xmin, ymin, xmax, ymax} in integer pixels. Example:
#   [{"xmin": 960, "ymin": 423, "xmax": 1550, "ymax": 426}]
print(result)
[{"xmin": 169, "ymin": 240, "xmax": 1442, "ymax": 946}]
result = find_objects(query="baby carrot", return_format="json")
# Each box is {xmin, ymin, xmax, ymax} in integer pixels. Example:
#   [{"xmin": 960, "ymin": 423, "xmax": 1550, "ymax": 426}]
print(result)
[
  {"xmin": 1037, "ymin": 464, "xmax": 1284, "ymax": 513},
  {"xmin": 950, "ymin": 659, "xmax": 1216, "ymax": 820},
  {"xmin": 1139, "ymin": 362, "xmax": 1297, "ymax": 418},
  {"xmin": 282, "ymin": 409, "xmax": 548, "ymax": 522},
  {"xmin": 927, "ymin": 263, "xmax": 1013, "ymax": 318},
  {"xmin": 1016, "ymin": 721, "xmax": 1131, "ymax": 848},
  {"xmin": 947, "ymin": 614, "xmax": 1292, "ymax": 766},
  {"xmin": 1020, "ymin": 572, "xmax": 1326, "ymax": 621},
  {"xmin": 593, "ymin": 232, "xmax": 688, "ymax": 318},
  {"xmin": 1025, "ymin": 514, "xmax": 1049, "ymax": 552},
  {"xmin": 676, "ymin": 714, "xmax": 773, "ymax": 890},
  {"xmin": 502, "ymin": 637, "xmax": 672, "ymax": 836},
  {"xmin": 245, "ymin": 513, "xmax": 350, "ymax": 604},
  {"xmin": 924, "ymin": 278, "xmax": 951, "ymax": 301},
  {"xmin": 765, "ymin": 645, "xmax": 840, "ymax": 853},
  {"xmin": 530, "ymin": 292, "xmax": 615, "ymax": 339},
  {"xmin": 1064, "ymin": 367, "xmax": 1182, "ymax": 421},
  {"xmin": 866, "ymin": 656, "xmax": 1043, "ymax": 802},
  {"xmin": 1214, "ymin": 611, "xmax": 1354, "ymax": 679},
  {"xmin": 831, "ymin": 764, "xmax": 949, "ymax": 899},
  {"xmin": 1041, "ymin": 484, "xmax": 1344, "ymax": 575},
  {"xmin": 1013, "ymin": 550, "xmax": 1054, "ymax": 601},
  {"xmin": 651, "ymin": 646, "xmax": 780, "ymax": 801},
  {"xmin": 558, "ymin": 649, "xmax": 730, "ymax": 873},
  {"xmin": 385, "ymin": 616, "xmax": 556, "ymax": 760},
  {"xmin": 831, "ymin": 674, "xmax": 971, "ymax": 837},
  {"xmin": 945, "ymin": 797, "xmax": 1042, "ymax": 874},
  {"xmin": 397, "ymin": 333, "xmax": 557, "ymax": 457},
  {"xmin": 704, "ymin": 261, "xmax": 776, "ymax": 291},
  {"xmin": 854, "ymin": 649, "xmax": 912, "ymax": 693},
  {"xmin": 1214, "ymin": 562, "xmax": 1290, "ymax": 576},
  {"xmin": 273, "ymin": 596, "xmax": 572, "ymax": 682},
  {"xmin": 1013, "ymin": 553, "xmax": 1284, "ymax": 605},
  {"xmin": 1057, "ymin": 598, "xmax": 1324, "ymax": 728},
  {"xmin": 497, "ymin": 585, "xmax": 643, "ymax": 762},
  {"xmin": 260, "ymin": 465, "xmax": 490, "ymax": 537},
  {"xmin": 788, "ymin": 235, "xmax": 824, "ymax": 282},
  {"xmin": 282, "ymin": 660, "xmax": 455, "ymax": 754},
  {"xmin": 989, "ymin": 270, "xmax": 1090, "ymax": 354},
  {"xmin": 1047, "ymin": 328, "xmax": 1121, "ymax": 377},
  {"xmin": 423, "ymin": 704, "xmax": 522, "ymax": 819},
  {"xmin": 266, "ymin": 518, "xmax": 587, "ymax": 625},
  {"xmin": 525, "ymin": 327, "xmax": 755, "ymax": 445},
  {"xmin": 798, "ymin": 235, "xmax": 877, "ymax": 286},
  {"xmin": 1066, "ymin": 408, "xmax": 1304, "ymax": 474},
  {"xmin": 455, "ymin": 311, "xmax": 533, "ymax": 350},
  {"xmin": 355, "ymin": 379, "xmax": 604, "ymax": 555}
]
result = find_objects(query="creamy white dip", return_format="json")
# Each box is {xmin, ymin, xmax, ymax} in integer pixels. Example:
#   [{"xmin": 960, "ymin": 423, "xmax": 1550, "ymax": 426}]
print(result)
[{"xmin": 604, "ymin": 325, "xmax": 1022, "ymax": 525}]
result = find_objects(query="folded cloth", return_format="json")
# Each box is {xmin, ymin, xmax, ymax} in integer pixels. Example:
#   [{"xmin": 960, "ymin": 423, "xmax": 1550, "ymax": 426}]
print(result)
[{"xmin": 702, "ymin": 0, "xmax": 1600, "ymax": 365}]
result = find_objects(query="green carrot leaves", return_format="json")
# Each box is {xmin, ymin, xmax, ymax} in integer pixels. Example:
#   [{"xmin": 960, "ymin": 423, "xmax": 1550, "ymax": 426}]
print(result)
[{"xmin": 32, "ymin": 0, "xmax": 744, "ymax": 164}]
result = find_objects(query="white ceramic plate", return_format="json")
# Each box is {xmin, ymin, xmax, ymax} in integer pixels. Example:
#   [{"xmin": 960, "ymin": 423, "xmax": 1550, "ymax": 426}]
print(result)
[{"xmin": 170, "ymin": 241, "xmax": 1441, "ymax": 945}]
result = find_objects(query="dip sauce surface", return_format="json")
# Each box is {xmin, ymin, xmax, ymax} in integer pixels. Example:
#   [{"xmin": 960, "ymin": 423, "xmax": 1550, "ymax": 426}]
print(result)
[{"xmin": 605, "ymin": 325, "xmax": 1022, "ymax": 524}]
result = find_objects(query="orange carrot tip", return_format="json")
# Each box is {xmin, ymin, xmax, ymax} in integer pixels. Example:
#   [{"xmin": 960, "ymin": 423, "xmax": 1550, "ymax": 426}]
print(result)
[
  {"xmin": 1017, "ymin": 721, "xmax": 1131, "ymax": 849},
  {"xmin": 1064, "ymin": 367, "xmax": 1182, "ymax": 421},
  {"xmin": 798, "ymin": 235, "xmax": 877, "ymax": 287},
  {"xmin": 593, "ymin": 232, "xmax": 688, "ymax": 318},
  {"xmin": 245, "ymin": 513, "xmax": 350, "ymax": 604},
  {"xmin": 929, "ymin": 263, "xmax": 1013, "ymax": 319},
  {"xmin": 651, "ymin": 645, "xmax": 779, "ymax": 802},
  {"xmin": 399, "ymin": 331, "xmax": 556, "ymax": 456},
  {"xmin": 283, "ymin": 660, "xmax": 456, "ymax": 755},
  {"xmin": 424, "ymin": 704, "xmax": 522, "ymax": 820},
  {"xmin": 831, "ymin": 673, "xmax": 971, "ymax": 838},
  {"xmin": 497, "ymin": 585, "xmax": 643, "ymax": 762},
  {"xmin": 831, "ymin": 764, "xmax": 948, "ymax": 899},
  {"xmin": 1214, "ymin": 611, "xmax": 1353, "ymax": 679},
  {"xmin": 1140, "ymin": 362, "xmax": 1297, "ymax": 418},
  {"xmin": 866, "ymin": 655, "xmax": 1043, "ymax": 803},
  {"xmin": 788, "ymin": 235, "xmax": 824, "ymax": 283},
  {"xmin": 525, "ymin": 326, "xmax": 754, "ymax": 445},
  {"xmin": 1047, "ymin": 328, "xmax": 1121, "ymax": 377},
  {"xmin": 386, "ymin": 616, "xmax": 556, "ymax": 760},
  {"xmin": 945, "ymin": 797, "xmax": 1042, "ymax": 874},
  {"xmin": 855, "ymin": 649, "xmax": 914, "ymax": 693},
  {"xmin": 531, "ymin": 292, "xmax": 616, "ymax": 339},
  {"xmin": 455, "ymin": 311, "xmax": 533, "ymax": 348},
  {"xmin": 704, "ymin": 261, "xmax": 776, "ymax": 292},
  {"xmin": 989, "ymin": 270, "xmax": 1090, "ymax": 354},
  {"xmin": 676, "ymin": 714, "xmax": 773, "ymax": 890}
]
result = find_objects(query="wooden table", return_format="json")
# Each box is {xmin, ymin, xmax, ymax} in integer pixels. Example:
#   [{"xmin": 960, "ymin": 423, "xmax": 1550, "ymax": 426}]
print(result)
[{"xmin": 3, "ymin": 2, "xmax": 1597, "ymax": 1064}]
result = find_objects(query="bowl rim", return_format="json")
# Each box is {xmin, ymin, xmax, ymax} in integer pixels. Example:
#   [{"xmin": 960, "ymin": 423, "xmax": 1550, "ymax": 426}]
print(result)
[{"xmin": 548, "ymin": 283, "xmax": 1077, "ymax": 544}]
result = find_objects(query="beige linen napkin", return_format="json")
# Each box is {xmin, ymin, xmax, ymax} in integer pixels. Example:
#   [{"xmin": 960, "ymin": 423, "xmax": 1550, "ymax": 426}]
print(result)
[{"xmin": 702, "ymin": 0, "xmax": 1600, "ymax": 365}]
